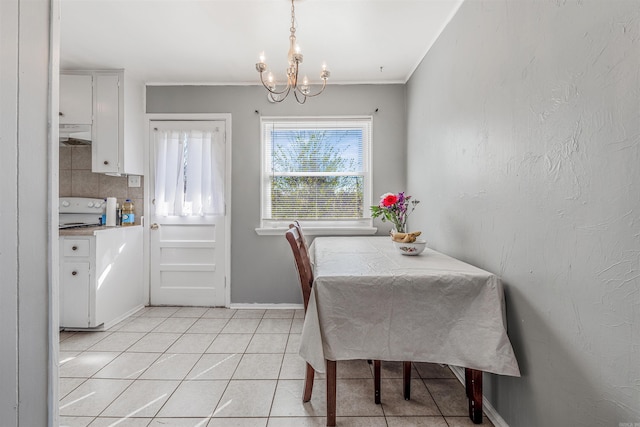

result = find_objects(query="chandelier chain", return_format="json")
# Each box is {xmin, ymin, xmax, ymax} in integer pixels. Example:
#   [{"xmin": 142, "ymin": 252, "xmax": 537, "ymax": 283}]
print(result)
[{"xmin": 290, "ymin": 0, "xmax": 296, "ymax": 35}]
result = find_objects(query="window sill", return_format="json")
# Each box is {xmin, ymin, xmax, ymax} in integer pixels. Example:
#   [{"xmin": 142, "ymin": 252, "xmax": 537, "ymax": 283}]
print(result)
[{"xmin": 255, "ymin": 226, "xmax": 378, "ymax": 236}]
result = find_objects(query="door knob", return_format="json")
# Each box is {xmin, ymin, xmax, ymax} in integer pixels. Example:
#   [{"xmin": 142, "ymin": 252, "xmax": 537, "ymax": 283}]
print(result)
[{"xmin": 150, "ymin": 223, "xmax": 159, "ymax": 230}]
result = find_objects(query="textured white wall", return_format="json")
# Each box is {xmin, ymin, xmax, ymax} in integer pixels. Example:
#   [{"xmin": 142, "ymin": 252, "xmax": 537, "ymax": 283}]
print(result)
[{"xmin": 407, "ymin": 0, "xmax": 640, "ymax": 425}]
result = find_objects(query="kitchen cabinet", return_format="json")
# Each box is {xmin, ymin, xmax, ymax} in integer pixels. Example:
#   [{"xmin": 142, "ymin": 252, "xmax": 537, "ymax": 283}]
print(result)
[
  {"xmin": 59, "ymin": 74, "xmax": 92, "ymax": 125},
  {"xmin": 59, "ymin": 238, "xmax": 92, "ymax": 328},
  {"xmin": 60, "ymin": 69, "xmax": 143, "ymax": 176},
  {"xmin": 59, "ymin": 226, "xmax": 144, "ymax": 329},
  {"xmin": 92, "ymin": 72, "xmax": 123, "ymax": 174}
]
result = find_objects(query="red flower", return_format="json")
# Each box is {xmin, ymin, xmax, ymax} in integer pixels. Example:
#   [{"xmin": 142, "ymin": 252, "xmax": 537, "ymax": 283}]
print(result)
[{"xmin": 381, "ymin": 193, "xmax": 398, "ymax": 207}]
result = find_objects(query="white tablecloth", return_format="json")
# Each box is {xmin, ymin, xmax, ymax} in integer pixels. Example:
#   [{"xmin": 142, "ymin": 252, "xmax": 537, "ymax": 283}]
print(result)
[{"xmin": 299, "ymin": 236, "xmax": 520, "ymax": 377}]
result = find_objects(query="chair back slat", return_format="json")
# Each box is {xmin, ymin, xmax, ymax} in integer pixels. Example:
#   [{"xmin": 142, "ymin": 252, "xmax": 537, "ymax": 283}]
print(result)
[
  {"xmin": 290, "ymin": 221, "xmax": 313, "ymax": 283},
  {"xmin": 285, "ymin": 225, "xmax": 313, "ymax": 312}
]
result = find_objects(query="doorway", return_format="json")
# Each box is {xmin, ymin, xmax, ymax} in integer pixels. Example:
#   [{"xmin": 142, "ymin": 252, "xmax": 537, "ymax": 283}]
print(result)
[{"xmin": 146, "ymin": 116, "xmax": 231, "ymax": 307}]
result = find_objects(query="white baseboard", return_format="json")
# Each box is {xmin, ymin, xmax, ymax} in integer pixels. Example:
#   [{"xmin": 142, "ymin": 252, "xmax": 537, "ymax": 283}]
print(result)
[
  {"xmin": 61, "ymin": 304, "xmax": 145, "ymax": 332},
  {"xmin": 103, "ymin": 304, "xmax": 146, "ymax": 330},
  {"xmin": 449, "ymin": 365, "xmax": 510, "ymax": 427},
  {"xmin": 229, "ymin": 303, "xmax": 304, "ymax": 310}
]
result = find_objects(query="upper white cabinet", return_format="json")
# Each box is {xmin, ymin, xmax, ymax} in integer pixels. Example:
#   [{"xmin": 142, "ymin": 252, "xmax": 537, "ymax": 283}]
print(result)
[
  {"xmin": 92, "ymin": 72, "xmax": 123, "ymax": 174},
  {"xmin": 60, "ymin": 69, "xmax": 143, "ymax": 176},
  {"xmin": 59, "ymin": 74, "xmax": 92, "ymax": 125}
]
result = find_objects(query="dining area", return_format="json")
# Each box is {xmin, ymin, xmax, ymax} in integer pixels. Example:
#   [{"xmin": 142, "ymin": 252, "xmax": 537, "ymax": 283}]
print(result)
[{"xmin": 286, "ymin": 224, "xmax": 521, "ymax": 426}]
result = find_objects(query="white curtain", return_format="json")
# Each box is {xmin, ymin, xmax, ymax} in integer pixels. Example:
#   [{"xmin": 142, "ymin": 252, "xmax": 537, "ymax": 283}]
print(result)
[{"xmin": 154, "ymin": 128, "xmax": 224, "ymax": 216}]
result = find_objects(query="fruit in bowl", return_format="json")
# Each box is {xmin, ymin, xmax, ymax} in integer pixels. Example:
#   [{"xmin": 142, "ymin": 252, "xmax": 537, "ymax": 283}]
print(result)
[
  {"xmin": 393, "ymin": 239, "xmax": 427, "ymax": 256},
  {"xmin": 391, "ymin": 231, "xmax": 422, "ymax": 243}
]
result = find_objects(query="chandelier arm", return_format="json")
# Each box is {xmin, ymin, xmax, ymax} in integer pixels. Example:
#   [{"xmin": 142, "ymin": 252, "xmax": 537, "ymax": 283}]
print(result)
[
  {"xmin": 294, "ymin": 79, "xmax": 328, "ymax": 98},
  {"xmin": 269, "ymin": 85, "xmax": 292, "ymax": 103},
  {"xmin": 293, "ymin": 90, "xmax": 307, "ymax": 104},
  {"xmin": 259, "ymin": 71, "xmax": 291, "ymax": 96}
]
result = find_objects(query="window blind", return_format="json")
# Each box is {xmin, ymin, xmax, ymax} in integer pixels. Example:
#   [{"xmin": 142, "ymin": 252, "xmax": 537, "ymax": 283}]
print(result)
[{"xmin": 261, "ymin": 118, "xmax": 372, "ymax": 222}]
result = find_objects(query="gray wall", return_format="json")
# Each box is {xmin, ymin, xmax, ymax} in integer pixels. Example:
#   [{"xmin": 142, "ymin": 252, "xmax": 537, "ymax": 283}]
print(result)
[
  {"xmin": 406, "ymin": 0, "xmax": 639, "ymax": 425},
  {"xmin": 146, "ymin": 84, "xmax": 406, "ymax": 304},
  {"xmin": 1, "ymin": 0, "xmax": 56, "ymax": 425}
]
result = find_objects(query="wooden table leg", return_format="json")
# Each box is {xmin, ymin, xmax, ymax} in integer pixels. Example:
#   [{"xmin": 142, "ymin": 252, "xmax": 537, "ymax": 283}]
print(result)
[
  {"xmin": 465, "ymin": 368, "xmax": 483, "ymax": 424},
  {"xmin": 374, "ymin": 360, "xmax": 381, "ymax": 404},
  {"xmin": 326, "ymin": 359, "xmax": 337, "ymax": 427},
  {"xmin": 403, "ymin": 361, "xmax": 412, "ymax": 400}
]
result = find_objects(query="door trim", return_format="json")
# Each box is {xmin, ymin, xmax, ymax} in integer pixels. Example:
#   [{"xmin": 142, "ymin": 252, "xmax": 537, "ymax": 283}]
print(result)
[{"xmin": 144, "ymin": 112, "xmax": 232, "ymax": 307}]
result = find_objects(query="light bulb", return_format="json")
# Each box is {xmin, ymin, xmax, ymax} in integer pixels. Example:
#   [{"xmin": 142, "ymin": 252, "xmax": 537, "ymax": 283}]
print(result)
[
  {"xmin": 259, "ymin": 52, "xmax": 266, "ymax": 63},
  {"xmin": 303, "ymin": 75, "xmax": 309, "ymax": 86}
]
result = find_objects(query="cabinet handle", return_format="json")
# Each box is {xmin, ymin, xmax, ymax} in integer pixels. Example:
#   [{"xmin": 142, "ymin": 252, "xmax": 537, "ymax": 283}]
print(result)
[
  {"xmin": 72, "ymin": 245, "xmax": 78, "ymax": 251},
  {"xmin": 59, "ymin": 112, "xmax": 64, "ymax": 117},
  {"xmin": 72, "ymin": 271, "xmax": 78, "ymax": 276},
  {"xmin": 103, "ymin": 160, "xmax": 109, "ymax": 165},
  {"xmin": 150, "ymin": 223, "xmax": 159, "ymax": 230}
]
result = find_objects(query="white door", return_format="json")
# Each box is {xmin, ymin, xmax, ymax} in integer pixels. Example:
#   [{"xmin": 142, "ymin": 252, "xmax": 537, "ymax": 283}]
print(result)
[{"xmin": 149, "ymin": 120, "xmax": 227, "ymax": 306}]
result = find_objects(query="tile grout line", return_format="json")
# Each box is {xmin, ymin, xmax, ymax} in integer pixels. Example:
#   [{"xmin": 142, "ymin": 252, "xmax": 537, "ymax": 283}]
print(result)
[
  {"xmin": 266, "ymin": 312, "xmax": 293, "ymax": 422},
  {"xmin": 61, "ymin": 307, "xmax": 472, "ymax": 426},
  {"xmin": 74, "ymin": 308, "xmax": 193, "ymax": 420},
  {"xmin": 61, "ymin": 328, "xmax": 129, "ymax": 420},
  {"xmin": 145, "ymin": 307, "xmax": 233, "ymax": 420},
  {"xmin": 93, "ymin": 309, "xmax": 181, "ymax": 421},
  {"xmin": 211, "ymin": 307, "xmax": 264, "ymax": 420}
]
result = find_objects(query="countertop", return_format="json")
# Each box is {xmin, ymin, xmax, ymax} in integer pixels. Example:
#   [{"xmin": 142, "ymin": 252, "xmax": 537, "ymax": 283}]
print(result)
[{"xmin": 59, "ymin": 225, "xmax": 141, "ymax": 236}]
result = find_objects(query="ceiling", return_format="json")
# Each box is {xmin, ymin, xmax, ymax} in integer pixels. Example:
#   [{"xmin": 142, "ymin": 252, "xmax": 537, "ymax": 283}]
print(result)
[{"xmin": 60, "ymin": 0, "xmax": 463, "ymax": 85}]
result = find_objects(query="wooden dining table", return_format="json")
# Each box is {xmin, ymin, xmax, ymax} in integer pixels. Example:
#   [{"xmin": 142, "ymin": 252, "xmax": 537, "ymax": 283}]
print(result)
[{"xmin": 299, "ymin": 236, "xmax": 520, "ymax": 426}]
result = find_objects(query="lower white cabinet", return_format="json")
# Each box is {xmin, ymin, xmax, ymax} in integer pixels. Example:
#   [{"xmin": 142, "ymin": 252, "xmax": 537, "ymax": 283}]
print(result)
[{"xmin": 59, "ymin": 226, "xmax": 144, "ymax": 329}]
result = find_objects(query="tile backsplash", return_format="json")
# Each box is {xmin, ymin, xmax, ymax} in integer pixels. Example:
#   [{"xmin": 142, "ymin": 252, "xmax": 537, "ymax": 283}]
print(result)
[{"xmin": 60, "ymin": 145, "xmax": 144, "ymax": 225}]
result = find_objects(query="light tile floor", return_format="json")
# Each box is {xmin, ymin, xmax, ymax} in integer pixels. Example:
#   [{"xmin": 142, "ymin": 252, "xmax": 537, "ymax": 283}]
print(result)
[{"xmin": 59, "ymin": 307, "xmax": 494, "ymax": 427}]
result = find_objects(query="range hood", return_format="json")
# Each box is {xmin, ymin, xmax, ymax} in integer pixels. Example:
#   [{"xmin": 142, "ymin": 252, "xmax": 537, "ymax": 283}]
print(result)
[{"xmin": 59, "ymin": 124, "xmax": 91, "ymax": 146}]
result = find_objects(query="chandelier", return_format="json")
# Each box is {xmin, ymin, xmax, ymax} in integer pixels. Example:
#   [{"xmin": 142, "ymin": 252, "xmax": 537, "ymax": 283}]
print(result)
[{"xmin": 255, "ymin": 0, "xmax": 330, "ymax": 104}]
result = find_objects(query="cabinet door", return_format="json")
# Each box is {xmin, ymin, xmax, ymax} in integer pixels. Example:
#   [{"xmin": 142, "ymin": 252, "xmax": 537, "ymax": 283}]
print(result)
[
  {"xmin": 59, "ymin": 74, "xmax": 92, "ymax": 125},
  {"xmin": 92, "ymin": 74, "xmax": 120, "ymax": 173},
  {"xmin": 59, "ymin": 261, "xmax": 90, "ymax": 328}
]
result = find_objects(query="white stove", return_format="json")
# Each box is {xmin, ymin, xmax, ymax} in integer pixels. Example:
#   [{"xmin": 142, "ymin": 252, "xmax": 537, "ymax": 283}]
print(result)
[{"xmin": 59, "ymin": 197, "xmax": 105, "ymax": 229}]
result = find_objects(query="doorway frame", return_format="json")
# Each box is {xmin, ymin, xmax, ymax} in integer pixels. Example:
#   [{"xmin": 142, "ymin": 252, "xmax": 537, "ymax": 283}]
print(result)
[{"xmin": 144, "ymin": 112, "xmax": 232, "ymax": 307}]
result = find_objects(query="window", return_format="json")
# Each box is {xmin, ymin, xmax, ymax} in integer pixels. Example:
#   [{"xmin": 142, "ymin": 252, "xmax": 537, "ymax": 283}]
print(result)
[
  {"xmin": 259, "ymin": 117, "xmax": 373, "ymax": 232},
  {"xmin": 153, "ymin": 123, "xmax": 225, "ymax": 217}
]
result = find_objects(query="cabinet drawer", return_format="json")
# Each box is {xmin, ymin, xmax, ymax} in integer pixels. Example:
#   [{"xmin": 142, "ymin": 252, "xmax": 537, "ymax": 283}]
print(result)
[{"xmin": 62, "ymin": 239, "xmax": 90, "ymax": 257}]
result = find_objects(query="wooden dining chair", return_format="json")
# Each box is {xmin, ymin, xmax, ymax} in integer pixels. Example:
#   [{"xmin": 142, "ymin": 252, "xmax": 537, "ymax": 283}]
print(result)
[
  {"xmin": 290, "ymin": 220, "xmax": 313, "ymax": 301},
  {"xmin": 285, "ymin": 226, "xmax": 315, "ymax": 401},
  {"xmin": 285, "ymin": 223, "xmax": 397, "ymax": 416},
  {"xmin": 295, "ymin": 222, "xmax": 412, "ymax": 403}
]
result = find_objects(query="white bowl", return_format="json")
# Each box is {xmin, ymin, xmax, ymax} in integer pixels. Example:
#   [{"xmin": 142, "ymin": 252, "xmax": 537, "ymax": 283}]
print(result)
[{"xmin": 393, "ymin": 239, "xmax": 427, "ymax": 256}]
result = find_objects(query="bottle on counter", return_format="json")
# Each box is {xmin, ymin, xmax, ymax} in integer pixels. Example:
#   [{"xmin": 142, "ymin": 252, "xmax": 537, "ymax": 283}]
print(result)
[
  {"xmin": 122, "ymin": 199, "xmax": 135, "ymax": 226},
  {"xmin": 116, "ymin": 203, "xmax": 122, "ymax": 226},
  {"xmin": 101, "ymin": 198, "xmax": 107, "ymax": 225}
]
